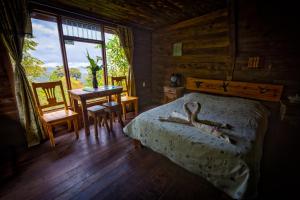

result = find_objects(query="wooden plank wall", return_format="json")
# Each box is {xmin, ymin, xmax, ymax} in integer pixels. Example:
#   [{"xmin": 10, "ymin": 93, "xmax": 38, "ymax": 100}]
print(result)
[
  {"xmin": 133, "ymin": 28, "xmax": 152, "ymax": 108},
  {"xmin": 234, "ymin": 0, "xmax": 300, "ymax": 99},
  {"xmin": 152, "ymin": 1, "xmax": 300, "ymax": 104},
  {"xmin": 152, "ymin": 9, "xmax": 230, "ymax": 104},
  {"xmin": 0, "ymin": 40, "xmax": 18, "ymax": 119},
  {"xmin": 151, "ymin": 2, "xmax": 300, "ymax": 196}
]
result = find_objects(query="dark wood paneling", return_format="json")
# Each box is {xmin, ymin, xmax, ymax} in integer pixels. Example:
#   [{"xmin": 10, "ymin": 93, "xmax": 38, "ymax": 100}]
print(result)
[
  {"xmin": 233, "ymin": 0, "xmax": 300, "ymax": 99},
  {"xmin": 152, "ymin": 9, "xmax": 230, "ymax": 104},
  {"xmin": 151, "ymin": 1, "xmax": 300, "ymax": 198},
  {"xmin": 133, "ymin": 28, "xmax": 152, "ymax": 108},
  {"xmin": 30, "ymin": 0, "xmax": 226, "ymax": 30},
  {"xmin": 152, "ymin": 1, "xmax": 300, "ymax": 103}
]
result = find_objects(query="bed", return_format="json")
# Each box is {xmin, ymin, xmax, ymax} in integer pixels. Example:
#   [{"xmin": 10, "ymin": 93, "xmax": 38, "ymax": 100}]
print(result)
[{"xmin": 123, "ymin": 78, "xmax": 283, "ymax": 199}]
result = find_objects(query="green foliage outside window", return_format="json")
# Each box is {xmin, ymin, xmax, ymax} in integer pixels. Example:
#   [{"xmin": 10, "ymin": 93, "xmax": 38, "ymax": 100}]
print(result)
[
  {"xmin": 22, "ymin": 38, "xmax": 46, "ymax": 82},
  {"xmin": 49, "ymin": 66, "xmax": 82, "ymax": 81},
  {"xmin": 105, "ymin": 35, "xmax": 128, "ymax": 80},
  {"xmin": 22, "ymin": 34, "xmax": 129, "ymax": 105}
]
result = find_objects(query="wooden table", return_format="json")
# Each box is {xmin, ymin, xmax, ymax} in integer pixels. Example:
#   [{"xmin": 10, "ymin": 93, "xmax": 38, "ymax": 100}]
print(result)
[{"xmin": 68, "ymin": 85, "xmax": 123, "ymax": 135}]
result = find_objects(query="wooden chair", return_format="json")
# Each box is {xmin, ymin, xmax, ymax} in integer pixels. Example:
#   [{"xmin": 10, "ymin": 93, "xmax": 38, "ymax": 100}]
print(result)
[
  {"xmin": 87, "ymin": 105, "xmax": 110, "ymax": 136},
  {"xmin": 111, "ymin": 76, "xmax": 138, "ymax": 120},
  {"xmin": 32, "ymin": 81, "xmax": 79, "ymax": 147}
]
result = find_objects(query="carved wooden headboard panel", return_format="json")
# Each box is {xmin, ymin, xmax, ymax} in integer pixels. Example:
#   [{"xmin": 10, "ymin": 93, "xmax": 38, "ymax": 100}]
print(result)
[{"xmin": 186, "ymin": 77, "xmax": 283, "ymax": 102}]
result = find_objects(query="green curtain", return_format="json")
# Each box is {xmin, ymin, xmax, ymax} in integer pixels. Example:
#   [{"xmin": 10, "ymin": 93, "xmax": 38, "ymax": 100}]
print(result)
[
  {"xmin": 116, "ymin": 26, "xmax": 136, "ymax": 96},
  {"xmin": 0, "ymin": 0, "xmax": 44, "ymax": 147}
]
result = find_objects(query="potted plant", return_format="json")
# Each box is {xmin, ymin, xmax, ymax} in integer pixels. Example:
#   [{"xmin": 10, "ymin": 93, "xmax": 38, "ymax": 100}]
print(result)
[{"xmin": 86, "ymin": 50, "xmax": 103, "ymax": 89}]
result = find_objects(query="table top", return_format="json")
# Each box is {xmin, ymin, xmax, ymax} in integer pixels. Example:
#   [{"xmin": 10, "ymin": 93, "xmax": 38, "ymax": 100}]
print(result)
[{"xmin": 68, "ymin": 85, "xmax": 123, "ymax": 97}]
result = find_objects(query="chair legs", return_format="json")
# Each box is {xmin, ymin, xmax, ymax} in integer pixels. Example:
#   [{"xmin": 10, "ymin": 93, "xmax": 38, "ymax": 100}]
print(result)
[
  {"xmin": 103, "ymin": 115, "xmax": 110, "ymax": 132},
  {"xmin": 117, "ymin": 111, "xmax": 124, "ymax": 127},
  {"xmin": 89, "ymin": 113, "xmax": 110, "ymax": 136},
  {"xmin": 94, "ymin": 116, "xmax": 98, "ymax": 137},
  {"xmin": 107, "ymin": 111, "xmax": 123, "ymax": 131},
  {"xmin": 122, "ymin": 103, "xmax": 126, "ymax": 121},
  {"xmin": 134, "ymin": 100, "xmax": 138, "ymax": 116},
  {"xmin": 98, "ymin": 116, "xmax": 102, "ymax": 127},
  {"xmin": 67, "ymin": 120, "xmax": 72, "ymax": 131},
  {"xmin": 109, "ymin": 112, "xmax": 113, "ymax": 131},
  {"xmin": 45, "ymin": 117, "xmax": 79, "ymax": 148},
  {"xmin": 47, "ymin": 125, "xmax": 55, "ymax": 147},
  {"xmin": 121, "ymin": 100, "xmax": 139, "ymax": 122},
  {"xmin": 97, "ymin": 115, "xmax": 110, "ymax": 133},
  {"xmin": 74, "ymin": 117, "xmax": 79, "ymax": 139},
  {"xmin": 41, "ymin": 121, "xmax": 49, "ymax": 139}
]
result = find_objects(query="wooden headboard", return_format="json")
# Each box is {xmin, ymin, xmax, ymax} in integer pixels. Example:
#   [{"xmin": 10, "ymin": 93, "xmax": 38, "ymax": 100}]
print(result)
[{"xmin": 186, "ymin": 77, "xmax": 283, "ymax": 102}]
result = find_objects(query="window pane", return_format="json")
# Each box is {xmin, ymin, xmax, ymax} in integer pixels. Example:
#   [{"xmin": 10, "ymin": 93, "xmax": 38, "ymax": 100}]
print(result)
[
  {"xmin": 105, "ymin": 32, "xmax": 128, "ymax": 88},
  {"xmin": 65, "ymin": 41, "xmax": 104, "ymax": 89},
  {"xmin": 62, "ymin": 18, "xmax": 102, "ymax": 41},
  {"xmin": 23, "ymin": 17, "xmax": 70, "ymax": 106}
]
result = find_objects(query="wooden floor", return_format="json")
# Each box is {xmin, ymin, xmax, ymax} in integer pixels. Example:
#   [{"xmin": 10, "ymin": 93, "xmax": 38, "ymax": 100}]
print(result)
[{"xmin": 0, "ymin": 121, "xmax": 229, "ymax": 200}]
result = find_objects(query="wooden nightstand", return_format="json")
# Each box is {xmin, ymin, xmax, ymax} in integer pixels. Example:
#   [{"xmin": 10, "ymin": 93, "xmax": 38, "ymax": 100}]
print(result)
[
  {"xmin": 163, "ymin": 86, "xmax": 185, "ymax": 103},
  {"xmin": 280, "ymin": 100, "xmax": 300, "ymax": 127}
]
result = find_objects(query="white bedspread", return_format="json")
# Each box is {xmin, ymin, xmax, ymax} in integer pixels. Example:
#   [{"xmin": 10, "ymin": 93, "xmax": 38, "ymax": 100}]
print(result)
[{"xmin": 123, "ymin": 93, "xmax": 269, "ymax": 199}]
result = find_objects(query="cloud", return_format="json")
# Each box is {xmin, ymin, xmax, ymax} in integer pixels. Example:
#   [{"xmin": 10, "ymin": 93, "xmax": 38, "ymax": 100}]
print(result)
[
  {"xmin": 68, "ymin": 62, "xmax": 89, "ymax": 67},
  {"xmin": 32, "ymin": 23, "xmax": 58, "ymax": 36},
  {"xmin": 43, "ymin": 62, "xmax": 62, "ymax": 68},
  {"xmin": 30, "ymin": 18, "xmax": 109, "ymax": 68},
  {"xmin": 44, "ymin": 44, "xmax": 56, "ymax": 49},
  {"xmin": 44, "ymin": 62, "xmax": 90, "ymax": 70}
]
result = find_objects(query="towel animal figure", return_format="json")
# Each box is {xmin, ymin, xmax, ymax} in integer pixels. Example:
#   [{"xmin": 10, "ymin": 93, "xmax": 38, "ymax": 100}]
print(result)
[{"xmin": 159, "ymin": 102, "xmax": 234, "ymax": 144}]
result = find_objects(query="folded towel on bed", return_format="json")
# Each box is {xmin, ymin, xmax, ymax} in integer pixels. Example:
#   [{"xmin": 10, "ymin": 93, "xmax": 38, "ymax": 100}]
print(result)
[{"xmin": 159, "ymin": 102, "xmax": 234, "ymax": 144}]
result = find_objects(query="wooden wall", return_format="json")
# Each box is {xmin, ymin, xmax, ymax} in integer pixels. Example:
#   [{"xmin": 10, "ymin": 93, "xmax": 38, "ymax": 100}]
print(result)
[
  {"xmin": 234, "ymin": 0, "xmax": 300, "ymax": 99},
  {"xmin": 152, "ymin": 1, "xmax": 300, "ymax": 104},
  {"xmin": 0, "ymin": 40, "xmax": 18, "ymax": 119},
  {"xmin": 151, "ymin": 1, "xmax": 300, "ymax": 198},
  {"xmin": 152, "ymin": 9, "xmax": 230, "ymax": 104},
  {"xmin": 133, "ymin": 28, "xmax": 152, "ymax": 109}
]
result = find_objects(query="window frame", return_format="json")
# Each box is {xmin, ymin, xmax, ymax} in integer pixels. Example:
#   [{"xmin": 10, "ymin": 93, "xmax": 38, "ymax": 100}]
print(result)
[{"xmin": 30, "ymin": 11, "xmax": 110, "ymax": 91}]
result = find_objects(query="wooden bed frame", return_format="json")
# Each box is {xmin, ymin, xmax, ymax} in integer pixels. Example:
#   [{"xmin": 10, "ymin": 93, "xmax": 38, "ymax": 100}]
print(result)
[
  {"xmin": 133, "ymin": 77, "xmax": 283, "ymax": 148},
  {"xmin": 185, "ymin": 77, "xmax": 283, "ymax": 102}
]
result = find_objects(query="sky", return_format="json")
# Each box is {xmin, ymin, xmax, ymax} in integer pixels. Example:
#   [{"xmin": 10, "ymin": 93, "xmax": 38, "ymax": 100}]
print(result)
[{"xmin": 30, "ymin": 18, "xmax": 112, "ymax": 68}]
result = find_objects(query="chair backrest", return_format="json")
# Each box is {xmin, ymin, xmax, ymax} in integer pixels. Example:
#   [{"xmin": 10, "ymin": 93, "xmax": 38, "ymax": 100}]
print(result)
[
  {"xmin": 32, "ymin": 81, "xmax": 68, "ymax": 115},
  {"xmin": 111, "ymin": 76, "xmax": 128, "ymax": 96}
]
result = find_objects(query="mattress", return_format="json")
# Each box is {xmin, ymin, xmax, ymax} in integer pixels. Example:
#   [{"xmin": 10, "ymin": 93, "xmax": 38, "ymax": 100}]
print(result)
[{"xmin": 123, "ymin": 93, "xmax": 269, "ymax": 199}]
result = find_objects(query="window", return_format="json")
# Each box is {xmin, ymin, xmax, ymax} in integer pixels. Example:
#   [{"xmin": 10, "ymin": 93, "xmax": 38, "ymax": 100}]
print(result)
[
  {"xmin": 62, "ymin": 18, "xmax": 102, "ymax": 40},
  {"xmin": 23, "ymin": 14, "xmax": 69, "ymax": 105},
  {"xmin": 65, "ymin": 41, "xmax": 104, "ymax": 89},
  {"xmin": 104, "ymin": 29, "xmax": 128, "ymax": 86},
  {"xmin": 62, "ymin": 17, "xmax": 105, "ymax": 89},
  {"xmin": 23, "ymin": 12, "xmax": 128, "ymax": 104}
]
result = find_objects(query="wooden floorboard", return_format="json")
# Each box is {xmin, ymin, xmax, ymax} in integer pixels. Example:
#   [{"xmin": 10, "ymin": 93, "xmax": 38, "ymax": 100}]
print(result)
[{"xmin": 0, "ymin": 121, "xmax": 228, "ymax": 200}]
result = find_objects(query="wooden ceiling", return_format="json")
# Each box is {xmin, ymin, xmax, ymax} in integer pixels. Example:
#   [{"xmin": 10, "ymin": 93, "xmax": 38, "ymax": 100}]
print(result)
[{"xmin": 30, "ymin": 0, "xmax": 226, "ymax": 30}]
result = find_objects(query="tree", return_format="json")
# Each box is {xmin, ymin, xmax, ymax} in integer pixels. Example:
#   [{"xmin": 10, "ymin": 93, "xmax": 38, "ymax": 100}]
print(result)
[
  {"xmin": 49, "ymin": 66, "xmax": 64, "ymax": 81},
  {"xmin": 70, "ymin": 68, "xmax": 81, "ymax": 80},
  {"xmin": 22, "ymin": 38, "xmax": 46, "ymax": 82},
  {"xmin": 104, "ymin": 35, "xmax": 128, "ymax": 78},
  {"xmin": 49, "ymin": 66, "xmax": 82, "ymax": 81}
]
